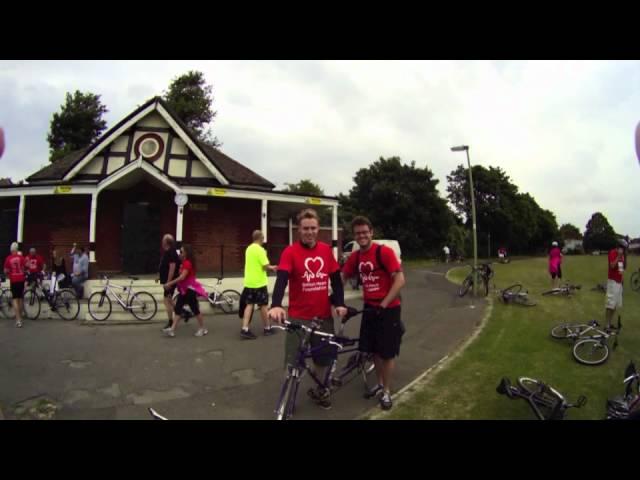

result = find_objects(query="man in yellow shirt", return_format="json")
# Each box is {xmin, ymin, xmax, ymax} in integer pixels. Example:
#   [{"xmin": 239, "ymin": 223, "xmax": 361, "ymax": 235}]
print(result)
[{"xmin": 241, "ymin": 230, "xmax": 277, "ymax": 339}]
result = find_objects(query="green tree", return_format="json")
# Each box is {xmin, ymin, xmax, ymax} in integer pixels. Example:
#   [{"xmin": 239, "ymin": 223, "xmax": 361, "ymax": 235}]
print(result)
[
  {"xmin": 446, "ymin": 164, "xmax": 558, "ymax": 254},
  {"xmin": 47, "ymin": 91, "xmax": 108, "ymax": 162},
  {"xmin": 342, "ymin": 156, "xmax": 453, "ymax": 256},
  {"xmin": 559, "ymin": 223, "xmax": 583, "ymax": 240},
  {"xmin": 282, "ymin": 179, "xmax": 324, "ymax": 196},
  {"xmin": 583, "ymin": 212, "xmax": 617, "ymax": 251},
  {"xmin": 163, "ymin": 70, "xmax": 220, "ymax": 148}
]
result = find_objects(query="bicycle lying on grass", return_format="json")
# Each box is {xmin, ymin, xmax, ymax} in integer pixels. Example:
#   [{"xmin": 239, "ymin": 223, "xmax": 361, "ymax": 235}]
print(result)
[
  {"xmin": 271, "ymin": 307, "xmax": 376, "ymax": 420},
  {"xmin": 551, "ymin": 316, "xmax": 622, "ymax": 365},
  {"xmin": 496, "ymin": 376, "xmax": 587, "ymax": 420},
  {"xmin": 496, "ymin": 284, "xmax": 536, "ymax": 306},
  {"xmin": 458, "ymin": 263, "xmax": 494, "ymax": 297},
  {"xmin": 606, "ymin": 360, "xmax": 640, "ymax": 420},
  {"xmin": 631, "ymin": 268, "xmax": 639, "ymax": 292},
  {"xmin": 541, "ymin": 282, "xmax": 581, "ymax": 297},
  {"xmin": 88, "ymin": 275, "xmax": 157, "ymax": 321}
]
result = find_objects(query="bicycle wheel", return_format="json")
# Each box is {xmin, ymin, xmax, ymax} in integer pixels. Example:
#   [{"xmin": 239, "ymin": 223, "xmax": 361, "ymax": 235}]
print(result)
[
  {"xmin": 88, "ymin": 291, "xmax": 112, "ymax": 321},
  {"xmin": 631, "ymin": 272, "xmax": 640, "ymax": 292},
  {"xmin": 359, "ymin": 353, "xmax": 376, "ymax": 391},
  {"xmin": 458, "ymin": 276, "xmax": 472, "ymax": 297},
  {"xmin": 55, "ymin": 289, "xmax": 80, "ymax": 321},
  {"xmin": 541, "ymin": 289, "xmax": 559, "ymax": 296},
  {"xmin": 23, "ymin": 289, "xmax": 41, "ymax": 320},
  {"xmin": 550, "ymin": 323, "xmax": 590, "ymax": 339},
  {"xmin": 129, "ymin": 291, "xmax": 157, "ymax": 321},
  {"xmin": 515, "ymin": 295, "xmax": 537, "ymax": 307},
  {"xmin": 0, "ymin": 289, "xmax": 15, "ymax": 318},
  {"xmin": 275, "ymin": 374, "xmax": 297, "ymax": 420},
  {"xmin": 517, "ymin": 377, "xmax": 562, "ymax": 419},
  {"xmin": 573, "ymin": 339, "xmax": 609, "ymax": 366},
  {"xmin": 219, "ymin": 289, "xmax": 241, "ymax": 314}
]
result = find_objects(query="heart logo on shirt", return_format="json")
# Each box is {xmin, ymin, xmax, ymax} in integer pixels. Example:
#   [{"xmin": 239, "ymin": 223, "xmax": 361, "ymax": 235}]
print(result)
[
  {"xmin": 303, "ymin": 256, "xmax": 326, "ymax": 282},
  {"xmin": 358, "ymin": 261, "xmax": 375, "ymax": 274}
]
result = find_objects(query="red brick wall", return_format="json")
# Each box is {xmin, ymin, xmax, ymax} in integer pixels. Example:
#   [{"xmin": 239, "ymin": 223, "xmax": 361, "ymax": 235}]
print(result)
[
  {"xmin": 22, "ymin": 195, "xmax": 91, "ymax": 264},
  {"xmin": 182, "ymin": 197, "xmax": 261, "ymax": 273},
  {"xmin": 0, "ymin": 197, "xmax": 19, "ymax": 254}
]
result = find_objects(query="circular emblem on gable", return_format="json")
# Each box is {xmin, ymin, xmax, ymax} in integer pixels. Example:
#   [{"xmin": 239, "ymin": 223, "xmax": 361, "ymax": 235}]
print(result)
[{"xmin": 134, "ymin": 133, "xmax": 165, "ymax": 162}]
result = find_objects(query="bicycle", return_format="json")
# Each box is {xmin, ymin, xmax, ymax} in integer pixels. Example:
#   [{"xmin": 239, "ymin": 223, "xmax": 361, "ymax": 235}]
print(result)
[
  {"xmin": 148, "ymin": 407, "xmax": 168, "ymax": 420},
  {"xmin": 541, "ymin": 282, "xmax": 581, "ymax": 297},
  {"xmin": 88, "ymin": 275, "xmax": 158, "ymax": 321},
  {"xmin": 496, "ymin": 284, "xmax": 536, "ymax": 307},
  {"xmin": 22, "ymin": 272, "xmax": 80, "ymax": 321},
  {"xmin": 458, "ymin": 263, "xmax": 494, "ymax": 297},
  {"xmin": 551, "ymin": 316, "xmax": 622, "ymax": 365},
  {"xmin": 631, "ymin": 268, "xmax": 640, "ymax": 292},
  {"xmin": 606, "ymin": 361, "xmax": 640, "ymax": 420},
  {"xmin": 496, "ymin": 376, "xmax": 587, "ymax": 420},
  {"xmin": 271, "ymin": 312, "xmax": 376, "ymax": 420},
  {"xmin": 0, "ymin": 274, "xmax": 15, "ymax": 319},
  {"xmin": 171, "ymin": 281, "xmax": 241, "ymax": 321}
]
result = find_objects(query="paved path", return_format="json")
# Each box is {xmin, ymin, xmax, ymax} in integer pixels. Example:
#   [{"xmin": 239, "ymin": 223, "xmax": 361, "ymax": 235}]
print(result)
[{"xmin": 0, "ymin": 265, "xmax": 486, "ymax": 420}]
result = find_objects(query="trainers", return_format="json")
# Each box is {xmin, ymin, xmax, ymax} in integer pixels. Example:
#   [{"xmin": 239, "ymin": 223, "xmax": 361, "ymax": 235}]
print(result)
[
  {"xmin": 263, "ymin": 328, "xmax": 275, "ymax": 336},
  {"xmin": 163, "ymin": 328, "xmax": 175, "ymax": 338},
  {"xmin": 194, "ymin": 328, "xmax": 208, "ymax": 337},
  {"xmin": 364, "ymin": 383, "xmax": 384, "ymax": 399},
  {"xmin": 241, "ymin": 329, "xmax": 257, "ymax": 340},
  {"xmin": 164, "ymin": 322, "xmax": 173, "ymax": 330},
  {"xmin": 307, "ymin": 387, "xmax": 331, "ymax": 410},
  {"xmin": 15, "ymin": 321, "xmax": 23, "ymax": 328},
  {"xmin": 380, "ymin": 391, "xmax": 393, "ymax": 410}
]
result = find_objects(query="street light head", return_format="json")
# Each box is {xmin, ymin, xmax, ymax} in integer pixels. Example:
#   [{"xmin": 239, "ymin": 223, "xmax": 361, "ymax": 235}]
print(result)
[{"xmin": 450, "ymin": 145, "xmax": 469, "ymax": 152}]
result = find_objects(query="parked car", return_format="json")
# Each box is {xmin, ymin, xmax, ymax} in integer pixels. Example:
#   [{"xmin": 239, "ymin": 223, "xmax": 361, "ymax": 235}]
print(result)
[{"xmin": 341, "ymin": 239, "xmax": 402, "ymax": 289}]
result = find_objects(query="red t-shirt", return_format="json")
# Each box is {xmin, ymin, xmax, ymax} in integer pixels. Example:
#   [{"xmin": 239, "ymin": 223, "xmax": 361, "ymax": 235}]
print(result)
[
  {"xmin": 278, "ymin": 241, "xmax": 340, "ymax": 320},
  {"xmin": 4, "ymin": 254, "xmax": 27, "ymax": 283},
  {"xmin": 25, "ymin": 254, "xmax": 45, "ymax": 273},
  {"xmin": 608, "ymin": 249, "xmax": 624, "ymax": 283},
  {"xmin": 342, "ymin": 243, "xmax": 402, "ymax": 308},
  {"xmin": 177, "ymin": 259, "xmax": 196, "ymax": 290}
]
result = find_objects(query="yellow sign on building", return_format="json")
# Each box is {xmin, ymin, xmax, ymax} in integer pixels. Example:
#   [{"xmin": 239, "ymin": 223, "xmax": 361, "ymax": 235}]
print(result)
[
  {"xmin": 54, "ymin": 186, "xmax": 73, "ymax": 194},
  {"xmin": 306, "ymin": 197, "xmax": 322, "ymax": 205},
  {"xmin": 208, "ymin": 188, "xmax": 227, "ymax": 197}
]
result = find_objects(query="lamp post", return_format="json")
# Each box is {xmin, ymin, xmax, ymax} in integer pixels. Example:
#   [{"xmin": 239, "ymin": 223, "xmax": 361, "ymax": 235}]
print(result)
[{"xmin": 451, "ymin": 145, "xmax": 478, "ymax": 297}]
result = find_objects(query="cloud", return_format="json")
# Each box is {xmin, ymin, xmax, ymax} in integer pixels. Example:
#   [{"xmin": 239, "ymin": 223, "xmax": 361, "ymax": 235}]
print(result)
[{"xmin": 1, "ymin": 60, "xmax": 639, "ymax": 237}]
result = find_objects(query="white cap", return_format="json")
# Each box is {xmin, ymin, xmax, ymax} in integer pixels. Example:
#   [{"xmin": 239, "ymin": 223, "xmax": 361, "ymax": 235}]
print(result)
[
  {"xmin": 551, "ymin": 241, "xmax": 558, "ymax": 247},
  {"xmin": 10, "ymin": 242, "xmax": 18, "ymax": 252}
]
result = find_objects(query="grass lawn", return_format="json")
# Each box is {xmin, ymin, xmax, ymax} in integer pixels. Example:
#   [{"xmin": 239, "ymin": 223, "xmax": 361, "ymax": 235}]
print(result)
[{"xmin": 386, "ymin": 254, "xmax": 640, "ymax": 420}]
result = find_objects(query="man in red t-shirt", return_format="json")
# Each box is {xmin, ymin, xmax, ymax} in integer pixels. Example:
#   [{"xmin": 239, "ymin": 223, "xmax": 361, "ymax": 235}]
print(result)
[
  {"xmin": 25, "ymin": 247, "xmax": 45, "ymax": 287},
  {"xmin": 605, "ymin": 238, "xmax": 627, "ymax": 329},
  {"xmin": 268, "ymin": 208, "xmax": 347, "ymax": 410},
  {"xmin": 3, "ymin": 242, "xmax": 27, "ymax": 327},
  {"xmin": 341, "ymin": 216, "xmax": 406, "ymax": 411}
]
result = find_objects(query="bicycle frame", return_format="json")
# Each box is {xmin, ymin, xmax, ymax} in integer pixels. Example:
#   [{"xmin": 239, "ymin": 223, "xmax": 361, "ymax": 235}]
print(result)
[{"xmin": 99, "ymin": 278, "xmax": 137, "ymax": 311}]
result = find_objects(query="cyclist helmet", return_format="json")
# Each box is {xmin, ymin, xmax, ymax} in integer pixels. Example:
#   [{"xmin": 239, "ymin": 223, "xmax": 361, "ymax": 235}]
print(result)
[
  {"xmin": 618, "ymin": 238, "xmax": 629, "ymax": 248},
  {"xmin": 551, "ymin": 241, "xmax": 558, "ymax": 247}
]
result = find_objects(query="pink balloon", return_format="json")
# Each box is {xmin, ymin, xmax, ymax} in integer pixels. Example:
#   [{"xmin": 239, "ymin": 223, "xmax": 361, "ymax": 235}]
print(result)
[
  {"xmin": 0, "ymin": 127, "xmax": 4, "ymax": 159},
  {"xmin": 636, "ymin": 121, "xmax": 640, "ymax": 165}
]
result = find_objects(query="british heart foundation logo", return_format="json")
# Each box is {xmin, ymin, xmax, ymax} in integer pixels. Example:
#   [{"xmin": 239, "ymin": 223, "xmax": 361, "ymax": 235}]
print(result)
[
  {"xmin": 358, "ymin": 261, "xmax": 379, "ymax": 282},
  {"xmin": 303, "ymin": 257, "xmax": 327, "ymax": 282}
]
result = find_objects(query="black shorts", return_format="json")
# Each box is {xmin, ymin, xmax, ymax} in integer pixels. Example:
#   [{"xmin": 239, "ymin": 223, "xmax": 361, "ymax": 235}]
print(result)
[
  {"xmin": 163, "ymin": 285, "xmax": 176, "ymax": 299},
  {"xmin": 359, "ymin": 305, "xmax": 405, "ymax": 360},
  {"xmin": 242, "ymin": 286, "xmax": 269, "ymax": 306},
  {"xmin": 10, "ymin": 281, "xmax": 25, "ymax": 299},
  {"xmin": 551, "ymin": 266, "xmax": 562, "ymax": 279},
  {"xmin": 174, "ymin": 289, "xmax": 200, "ymax": 316}
]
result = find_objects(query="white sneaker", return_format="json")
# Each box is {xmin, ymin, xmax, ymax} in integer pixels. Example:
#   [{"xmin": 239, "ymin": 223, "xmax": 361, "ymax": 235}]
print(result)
[
  {"xmin": 163, "ymin": 328, "xmax": 175, "ymax": 338},
  {"xmin": 194, "ymin": 328, "xmax": 208, "ymax": 337},
  {"xmin": 15, "ymin": 321, "xmax": 23, "ymax": 328}
]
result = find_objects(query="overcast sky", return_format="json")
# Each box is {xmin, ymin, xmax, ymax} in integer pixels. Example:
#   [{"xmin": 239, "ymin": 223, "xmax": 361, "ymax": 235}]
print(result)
[{"xmin": 1, "ymin": 60, "xmax": 639, "ymax": 237}]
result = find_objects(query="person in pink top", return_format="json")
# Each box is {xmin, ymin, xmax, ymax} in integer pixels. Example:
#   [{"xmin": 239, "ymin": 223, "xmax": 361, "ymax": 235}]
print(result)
[
  {"xmin": 548, "ymin": 241, "xmax": 563, "ymax": 289},
  {"xmin": 162, "ymin": 244, "xmax": 208, "ymax": 338},
  {"xmin": 3, "ymin": 242, "xmax": 27, "ymax": 328}
]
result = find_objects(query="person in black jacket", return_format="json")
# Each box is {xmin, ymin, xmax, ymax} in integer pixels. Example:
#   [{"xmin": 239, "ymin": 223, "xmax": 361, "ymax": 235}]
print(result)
[{"xmin": 158, "ymin": 234, "xmax": 181, "ymax": 330}]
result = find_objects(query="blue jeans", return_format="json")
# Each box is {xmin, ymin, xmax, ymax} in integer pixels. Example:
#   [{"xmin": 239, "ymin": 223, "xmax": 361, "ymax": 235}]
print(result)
[{"xmin": 72, "ymin": 275, "xmax": 87, "ymax": 298}]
